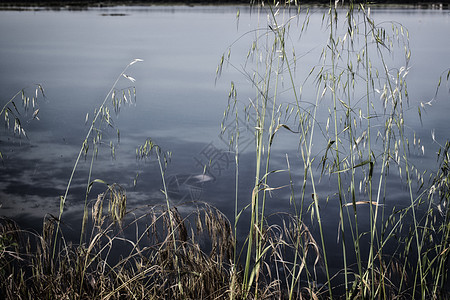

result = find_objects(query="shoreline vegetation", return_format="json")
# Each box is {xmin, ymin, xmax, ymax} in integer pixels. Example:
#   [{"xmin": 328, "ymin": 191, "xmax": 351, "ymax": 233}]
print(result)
[{"xmin": 1, "ymin": 1, "xmax": 450, "ymax": 299}]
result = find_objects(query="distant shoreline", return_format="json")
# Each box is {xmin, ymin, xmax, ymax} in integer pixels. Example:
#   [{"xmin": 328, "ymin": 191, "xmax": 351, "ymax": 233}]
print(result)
[{"xmin": 0, "ymin": 0, "xmax": 449, "ymax": 9}]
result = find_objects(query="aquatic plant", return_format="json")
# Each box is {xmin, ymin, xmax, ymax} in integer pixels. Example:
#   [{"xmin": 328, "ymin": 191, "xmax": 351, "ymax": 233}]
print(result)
[{"xmin": 54, "ymin": 58, "xmax": 143, "ymax": 254}]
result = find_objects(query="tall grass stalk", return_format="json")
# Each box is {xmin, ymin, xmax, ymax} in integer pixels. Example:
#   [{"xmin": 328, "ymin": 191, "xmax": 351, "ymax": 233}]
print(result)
[
  {"xmin": 327, "ymin": 2, "xmax": 350, "ymax": 297},
  {"xmin": 343, "ymin": 3, "xmax": 364, "ymax": 294},
  {"xmin": 222, "ymin": 80, "xmax": 240, "ymax": 300}
]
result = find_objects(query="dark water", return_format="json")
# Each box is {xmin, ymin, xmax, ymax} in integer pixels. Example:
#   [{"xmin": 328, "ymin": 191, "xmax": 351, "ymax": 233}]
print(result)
[{"xmin": 0, "ymin": 5, "xmax": 449, "ymax": 280}]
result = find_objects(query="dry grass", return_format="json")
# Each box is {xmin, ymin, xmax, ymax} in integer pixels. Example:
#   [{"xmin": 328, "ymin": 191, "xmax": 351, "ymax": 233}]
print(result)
[{"xmin": 0, "ymin": 187, "xmax": 323, "ymax": 299}]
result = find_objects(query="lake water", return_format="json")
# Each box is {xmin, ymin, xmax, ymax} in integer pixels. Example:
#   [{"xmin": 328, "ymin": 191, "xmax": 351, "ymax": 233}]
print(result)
[{"xmin": 1, "ymin": 4, "xmax": 449, "ymax": 280}]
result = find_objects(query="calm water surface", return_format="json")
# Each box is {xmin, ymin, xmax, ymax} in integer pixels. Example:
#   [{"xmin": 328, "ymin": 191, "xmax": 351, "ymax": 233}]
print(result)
[{"xmin": 0, "ymin": 5, "xmax": 449, "ymax": 274}]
